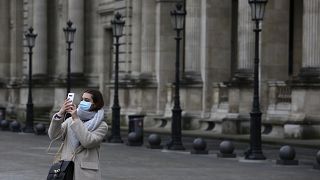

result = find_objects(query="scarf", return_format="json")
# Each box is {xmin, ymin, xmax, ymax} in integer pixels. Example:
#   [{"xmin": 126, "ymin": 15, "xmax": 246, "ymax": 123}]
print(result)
[{"xmin": 67, "ymin": 108, "xmax": 104, "ymax": 150}]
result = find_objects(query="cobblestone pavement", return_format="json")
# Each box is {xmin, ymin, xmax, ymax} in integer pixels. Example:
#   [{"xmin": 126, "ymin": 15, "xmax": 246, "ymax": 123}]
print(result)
[{"xmin": 0, "ymin": 131, "xmax": 319, "ymax": 180}]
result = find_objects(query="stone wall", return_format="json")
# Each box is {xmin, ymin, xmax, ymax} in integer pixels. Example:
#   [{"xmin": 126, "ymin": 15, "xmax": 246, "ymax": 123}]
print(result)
[{"xmin": 1, "ymin": 0, "xmax": 320, "ymax": 139}]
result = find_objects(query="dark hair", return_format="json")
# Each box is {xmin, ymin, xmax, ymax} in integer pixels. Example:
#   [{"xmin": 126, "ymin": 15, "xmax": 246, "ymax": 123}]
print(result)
[{"xmin": 84, "ymin": 89, "xmax": 104, "ymax": 111}]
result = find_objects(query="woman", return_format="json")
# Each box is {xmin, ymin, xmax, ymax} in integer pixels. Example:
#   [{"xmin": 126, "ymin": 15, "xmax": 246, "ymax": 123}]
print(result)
[{"xmin": 48, "ymin": 89, "xmax": 108, "ymax": 180}]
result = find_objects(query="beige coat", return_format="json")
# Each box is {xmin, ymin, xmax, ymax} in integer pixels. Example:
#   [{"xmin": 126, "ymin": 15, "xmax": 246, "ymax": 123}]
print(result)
[{"xmin": 48, "ymin": 115, "xmax": 108, "ymax": 180}]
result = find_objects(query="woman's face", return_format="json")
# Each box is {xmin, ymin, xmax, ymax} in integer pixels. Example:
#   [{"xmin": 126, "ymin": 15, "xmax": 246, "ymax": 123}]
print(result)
[{"xmin": 82, "ymin": 92, "xmax": 93, "ymax": 104}]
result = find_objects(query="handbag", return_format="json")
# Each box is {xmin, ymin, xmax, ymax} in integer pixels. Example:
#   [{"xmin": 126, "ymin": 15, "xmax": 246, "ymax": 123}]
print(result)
[
  {"xmin": 47, "ymin": 133, "xmax": 75, "ymax": 180},
  {"xmin": 47, "ymin": 160, "xmax": 74, "ymax": 180}
]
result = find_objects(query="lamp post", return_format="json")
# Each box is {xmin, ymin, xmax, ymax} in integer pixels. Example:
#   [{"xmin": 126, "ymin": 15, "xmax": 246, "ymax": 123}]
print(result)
[
  {"xmin": 63, "ymin": 20, "xmax": 76, "ymax": 95},
  {"xmin": 246, "ymin": 0, "xmax": 268, "ymax": 160},
  {"xmin": 24, "ymin": 27, "xmax": 37, "ymax": 133},
  {"xmin": 167, "ymin": 3, "xmax": 186, "ymax": 150},
  {"xmin": 108, "ymin": 12, "xmax": 125, "ymax": 143}
]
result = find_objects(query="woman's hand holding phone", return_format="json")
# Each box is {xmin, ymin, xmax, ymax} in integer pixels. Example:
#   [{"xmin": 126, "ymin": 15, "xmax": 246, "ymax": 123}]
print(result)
[
  {"xmin": 65, "ymin": 93, "xmax": 78, "ymax": 120},
  {"xmin": 66, "ymin": 103, "xmax": 78, "ymax": 121},
  {"xmin": 57, "ymin": 93, "xmax": 75, "ymax": 117}
]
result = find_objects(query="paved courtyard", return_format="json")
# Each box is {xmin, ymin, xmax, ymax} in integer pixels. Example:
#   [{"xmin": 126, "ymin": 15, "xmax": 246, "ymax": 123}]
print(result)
[{"xmin": 0, "ymin": 130, "xmax": 319, "ymax": 180}]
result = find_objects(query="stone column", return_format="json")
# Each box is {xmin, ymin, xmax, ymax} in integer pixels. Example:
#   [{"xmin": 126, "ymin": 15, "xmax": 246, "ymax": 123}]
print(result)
[
  {"xmin": 0, "ymin": 0, "xmax": 10, "ymax": 82},
  {"xmin": 50, "ymin": 0, "xmax": 68, "ymax": 113},
  {"xmin": 131, "ymin": 0, "xmax": 142, "ymax": 77},
  {"xmin": 185, "ymin": 0, "xmax": 201, "ymax": 77},
  {"xmin": 204, "ymin": 0, "xmax": 232, "ymax": 82},
  {"xmin": 9, "ymin": 0, "xmax": 23, "ymax": 84},
  {"xmin": 300, "ymin": 0, "xmax": 320, "ymax": 76},
  {"xmin": 260, "ymin": 0, "xmax": 290, "ymax": 113},
  {"xmin": 234, "ymin": 0, "xmax": 254, "ymax": 79},
  {"xmin": 200, "ymin": 0, "xmax": 208, "ymax": 117},
  {"xmin": 204, "ymin": 0, "xmax": 232, "ymax": 126},
  {"xmin": 286, "ymin": 0, "xmax": 320, "ymax": 139},
  {"xmin": 155, "ymin": 0, "xmax": 177, "ymax": 114},
  {"xmin": 32, "ymin": 0, "xmax": 47, "ymax": 76},
  {"xmin": 54, "ymin": 0, "xmax": 67, "ymax": 78},
  {"xmin": 84, "ymin": 0, "xmax": 104, "ymax": 87},
  {"xmin": 141, "ymin": 0, "xmax": 156, "ymax": 76},
  {"xmin": 68, "ymin": 0, "xmax": 84, "ymax": 74}
]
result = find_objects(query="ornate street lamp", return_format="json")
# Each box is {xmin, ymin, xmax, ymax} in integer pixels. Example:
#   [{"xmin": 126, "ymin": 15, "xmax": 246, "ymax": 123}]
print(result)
[
  {"xmin": 63, "ymin": 20, "xmax": 76, "ymax": 95},
  {"xmin": 108, "ymin": 12, "xmax": 125, "ymax": 143},
  {"xmin": 167, "ymin": 3, "xmax": 186, "ymax": 150},
  {"xmin": 24, "ymin": 27, "xmax": 37, "ymax": 133},
  {"xmin": 246, "ymin": 0, "xmax": 268, "ymax": 160}
]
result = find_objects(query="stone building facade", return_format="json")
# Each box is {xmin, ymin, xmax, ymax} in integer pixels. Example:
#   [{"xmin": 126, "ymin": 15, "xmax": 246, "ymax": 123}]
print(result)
[{"xmin": 0, "ymin": 0, "xmax": 320, "ymax": 139}]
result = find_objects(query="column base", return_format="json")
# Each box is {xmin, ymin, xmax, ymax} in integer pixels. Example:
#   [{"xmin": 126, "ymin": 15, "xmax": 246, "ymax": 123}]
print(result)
[
  {"xmin": 51, "ymin": 73, "xmax": 88, "ymax": 87},
  {"xmin": 181, "ymin": 71, "xmax": 202, "ymax": 85},
  {"xmin": 232, "ymin": 69, "xmax": 253, "ymax": 82},
  {"xmin": 299, "ymin": 67, "xmax": 320, "ymax": 80}
]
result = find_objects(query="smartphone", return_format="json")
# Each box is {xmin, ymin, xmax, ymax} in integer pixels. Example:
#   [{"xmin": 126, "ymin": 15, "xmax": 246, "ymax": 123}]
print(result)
[{"xmin": 67, "ymin": 93, "xmax": 75, "ymax": 103}]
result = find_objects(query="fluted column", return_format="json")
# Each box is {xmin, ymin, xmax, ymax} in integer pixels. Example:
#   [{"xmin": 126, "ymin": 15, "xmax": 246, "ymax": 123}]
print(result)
[
  {"xmin": 155, "ymin": 0, "xmax": 177, "ymax": 113},
  {"xmin": 68, "ymin": 0, "xmax": 84, "ymax": 74},
  {"xmin": 203, "ymin": 0, "xmax": 232, "ymax": 82},
  {"xmin": 84, "ymin": 0, "xmax": 105, "ymax": 89},
  {"xmin": 131, "ymin": 0, "xmax": 142, "ymax": 76},
  {"xmin": 200, "ymin": 0, "xmax": 209, "ymax": 117},
  {"xmin": 55, "ymin": 0, "xmax": 67, "ymax": 77},
  {"xmin": 235, "ymin": 0, "xmax": 254, "ymax": 79},
  {"xmin": 300, "ymin": 0, "xmax": 320, "ymax": 76},
  {"xmin": 9, "ymin": 0, "xmax": 23, "ymax": 84},
  {"xmin": 32, "ymin": 0, "xmax": 47, "ymax": 76},
  {"xmin": 0, "ymin": 0, "xmax": 10, "ymax": 82},
  {"xmin": 141, "ymin": 0, "xmax": 156, "ymax": 75},
  {"xmin": 185, "ymin": 0, "xmax": 201, "ymax": 75},
  {"xmin": 204, "ymin": 0, "xmax": 232, "ymax": 117}
]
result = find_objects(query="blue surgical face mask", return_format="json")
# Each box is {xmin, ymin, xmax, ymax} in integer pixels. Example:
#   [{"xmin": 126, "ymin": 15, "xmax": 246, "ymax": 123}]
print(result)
[{"xmin": 79, "ymin": 100, "xmax": 92, "ymax": 111}]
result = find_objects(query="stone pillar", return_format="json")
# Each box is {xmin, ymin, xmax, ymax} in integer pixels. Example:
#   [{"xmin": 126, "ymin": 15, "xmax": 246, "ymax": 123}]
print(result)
[
  {"xmin": 49, "ymin": 0, "xmax": 68, "ymax": 113},
  {"xmin": 131, "ymin": 0, "xmax": 142, "ymax": 77},
  {"xmin": 205, "ymin": 0, "xmax": 232, "ymax": 82},
  {"xmin": 0, "ymin": 0, "xmax": 10, "ymax": 82},
  {"xmin": 260, "ymin": 0, "xmax": 290, "ymax": 113},
  {"xmin": 141, "ymin": 0, "xmax": 156, "ymax": 76},
  {"xmin": 84, "ymin": 0, "xmax": 105, "ymax": 88},
  {"xmin": 155, "ymin": 0, "xmax": 177, "ymax": 114},
  {"xmin": 32, "ymin": 0, "xmax": 47, "ymax": 76},
  {"xmin": 9, "ymin": 0, "xmax": 23, "ymax": 84},
  {"xmin": 185, "ymin": 0, "xmax": 201, "ymax": 77},
  {"xmin": 234, "ymin": 0, "xmax": 254, "ymax": 79},
  {"xmin": 200, "ymin": 0, "xmax": 209, "ymax": 117},
  {"xmin": 54, "ymin": 0, "xmax": 68, "ymax": 78},
  {"xmin": 204, "ymin": 0, "xmax": 233, "ymax": 132},
  {"xmin": 286, "ymin": 0, "xmax": 320, "ymax": 139},
  {"xmin": 300, "ymin": 0, "xmax": 320, "ymax": 76},
  {"xmin": 68, "ymin": 0, "xmax": 84, "ymax": 74}
]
